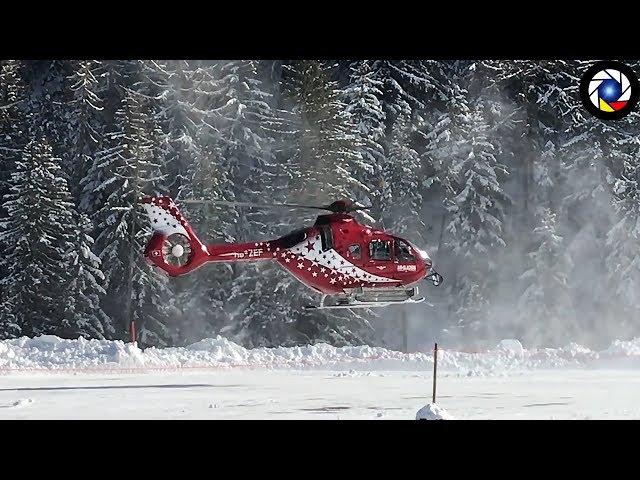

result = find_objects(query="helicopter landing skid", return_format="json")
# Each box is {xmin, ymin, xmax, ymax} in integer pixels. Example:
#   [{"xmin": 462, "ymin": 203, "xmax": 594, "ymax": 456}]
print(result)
[
  {"xmin": 305, "ymin": 288, "xmax": 432, "ymax": 310},
  {"xmin": 305, "ymin": 297, "xmax": 429, "ymax": 310}
]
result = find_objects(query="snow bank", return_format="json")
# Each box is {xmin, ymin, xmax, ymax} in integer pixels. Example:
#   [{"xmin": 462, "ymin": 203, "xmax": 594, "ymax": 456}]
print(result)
[
  {"xmin": 1, "ymin": 335, "xmax": 640, "ymax": 375},
  {"xmin": 416, "ymin": 403, "xmax": 454, "ymax": 420},
  {"xmin": 497, "ymin": 339, "xmax": 524, "ymax": 357}
]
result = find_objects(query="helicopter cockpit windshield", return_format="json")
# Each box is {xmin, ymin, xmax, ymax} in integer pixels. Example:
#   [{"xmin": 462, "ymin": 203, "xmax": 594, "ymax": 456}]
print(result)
[{"xmin": 394, "ymin": 239, "xmax": 416, "ymax": 262}]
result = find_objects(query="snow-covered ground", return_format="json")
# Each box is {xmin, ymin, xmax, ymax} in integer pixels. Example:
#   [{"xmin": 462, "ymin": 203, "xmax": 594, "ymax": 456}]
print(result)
[{"xmin": 1, "ymin": 336, "xmax": 640, "ymax": 419}]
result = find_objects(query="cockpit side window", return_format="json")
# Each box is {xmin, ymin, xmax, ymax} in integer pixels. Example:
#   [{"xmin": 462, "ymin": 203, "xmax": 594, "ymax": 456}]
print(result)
[
  {"xmin": 347, "ymin": 244, "xmax": 361, "ymax": 260},
  {"xmin": 369, "ymin": 239, "xmax": 391, "ymax": 261},
  {"xmin": 319, "ymin": 225, "xmax": 333, "ymax": 251},
  {"xmin": 395, "ymin": 239, "xmax": 415, "ymax": 262}
]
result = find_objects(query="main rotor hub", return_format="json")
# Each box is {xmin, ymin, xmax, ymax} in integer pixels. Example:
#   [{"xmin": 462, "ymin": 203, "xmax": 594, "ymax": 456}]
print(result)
[{"xmin": 325, "ymin": 199, "xmax": 357, "ymax": 213}]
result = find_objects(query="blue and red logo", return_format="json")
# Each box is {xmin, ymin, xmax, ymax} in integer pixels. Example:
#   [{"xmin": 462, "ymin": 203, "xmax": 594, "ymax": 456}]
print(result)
[{"xmin": 580, "ymin": 61, "xmax": 639, "ymax": 120}]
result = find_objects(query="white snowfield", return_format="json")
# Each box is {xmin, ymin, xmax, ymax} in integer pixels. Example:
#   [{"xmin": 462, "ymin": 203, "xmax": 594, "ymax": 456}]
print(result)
[
  {"xmin": 1, "ymin": 336, "xmax": 640, "ymax": 419},
  {"xmin": 2, "ymin": 335, "xmax": 640, "ymax": 373}
]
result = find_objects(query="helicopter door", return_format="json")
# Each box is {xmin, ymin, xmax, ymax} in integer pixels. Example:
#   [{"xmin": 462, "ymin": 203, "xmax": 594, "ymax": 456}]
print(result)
[
  {"xmin": 367, "ymin": 238, "xmax": 392, "ymax": 274},
  {"xmin": 368, "ymin": 239, "xmax": 392, "ymax": 261}
]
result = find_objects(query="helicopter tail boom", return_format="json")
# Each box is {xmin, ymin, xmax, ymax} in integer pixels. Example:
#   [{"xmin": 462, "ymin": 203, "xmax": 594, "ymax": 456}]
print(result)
[
  {"xmin": 206, "ymin": 241, "xmax": 278, "ymax": 262},
  {"xmin": 142, "ymin": 196, "xmax": 277, "ymax": 276}
]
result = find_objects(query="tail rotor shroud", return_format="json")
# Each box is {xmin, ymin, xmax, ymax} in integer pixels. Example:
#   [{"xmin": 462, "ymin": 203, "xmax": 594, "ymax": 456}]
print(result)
[{"xmin": 162, "ymin": 233, "xmax": 192, "ymax": 267}]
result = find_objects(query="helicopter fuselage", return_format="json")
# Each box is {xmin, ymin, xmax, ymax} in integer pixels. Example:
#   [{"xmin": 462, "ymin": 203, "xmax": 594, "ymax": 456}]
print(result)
[{"xmin": 142, "ymin": 196, "xmax": 439, "ymax": 299}]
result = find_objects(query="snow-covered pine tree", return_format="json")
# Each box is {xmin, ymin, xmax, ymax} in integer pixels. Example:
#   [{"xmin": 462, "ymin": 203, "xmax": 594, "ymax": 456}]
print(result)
[
  {"xmin": 0, "ymin": 301, "xmax": 20, "ymax": 339},
  {"xmin": 417, "ymin": 80, "xmax": 470, "ymax": 202},
  {"xmin": 365, "ymin": 61, "xmax": 475, "ymax": 267},
  {"xmin": 281, "ymin": 60, "xmax": 367, "ymax": 202},
  {"xmin": 560, "ymin": 61, "xmax": 640, "ymax": 341},
  {"xmin": 471, "ymin": 60, "xmax": 579, "ymax": 345},
  {"xmin": 167, "ymin": 60, "xmax": 304, "ymax": 347},
  {"xmin": 21, "ymin": 61, "xmax": 75, "ymax": 180},
  {"xmin": 516, "ymin": 208, "xmax": 576, "ymax": 346},
  {"xmin": 342, "ymin": 60, "xmax": 384, "ymax": 210},
  {"xmin": 141, "ymin": 60, "xmax": 199, "ymax": 199},
  {"xmin": 368, "ymin": 60, "xmax": 449, "ymax": 122},
  {"xmin": 480, "ymin": 60, "xmax": 579, "ymax": 215},
  {"xmin": 59, "ymin": 211, "xmax": 115, "ymax": 339},
  {"xmin": 174, "ymin": 62, "xmax": 238, "ymax": 235},
  {"xmin": 0, "ymin": 60, "xmax": 28, "ymax": 326},
  {"xmin": 91, "ymin": 79, "xmax": 176, "ymax": 347},
  {"xmin": 604, "ymin": 117, "xmax": 640, "ymax": 340},
  {"xmin": 225, "ymin": 264, "xmax": 300, "ymax": 348},
  {"xmin": 397, "ymin": 61, "xmax": 478, "ymax": 242},
  {"xmin": 476, "ymin": 61, "xmax": 576, "ymax": 268},
  {"xmin": 379, "ymin": 113, "xmax": 423, "ymax": 239},
  {"xmin": 445, "ymin": 103, "xmax": 509, "ymax": 343},
  {"xmin": 167, "ymin": 62, "xmax": 242, "ymax": 342},
  {"xmin": 79, "ymin": 60, "xmax": 129, "ymax": 218},
  {"xmin": 0, "ymin": 60, "xmax": 26, "ymax": 193},
  {"xmin": 66, "ymin": 60, "xmax": 105, "ymax": 202},
  {"xmin": 188, "ymin": 60, "xmax": 281, "ymax": 239},
  {"xmin": 173, "ymin": 135, "xmax": 234, "ymax": 342},
  {"xmin": 274, "ymin": 60, "xmax": 374, "ymax": 347},
  {"xmin": 203, "ymin": 61, "xmax": 310, "ymax": 347},
  {"xmin": 0, "ymin": 137, "xmax": 77, "ymax": 337}
]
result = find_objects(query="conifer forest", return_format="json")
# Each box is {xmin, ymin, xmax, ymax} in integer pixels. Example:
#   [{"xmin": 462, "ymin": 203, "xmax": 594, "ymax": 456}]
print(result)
[{"xmin": 1, "ymin": 60, "xmax": 639, "ymax": 351}]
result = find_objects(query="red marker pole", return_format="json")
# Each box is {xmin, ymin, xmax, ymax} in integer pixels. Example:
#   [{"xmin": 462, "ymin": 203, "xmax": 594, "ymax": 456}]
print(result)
[{"xmin": 432, "ymin": 342, "xmax": 438, "ymax": 404}]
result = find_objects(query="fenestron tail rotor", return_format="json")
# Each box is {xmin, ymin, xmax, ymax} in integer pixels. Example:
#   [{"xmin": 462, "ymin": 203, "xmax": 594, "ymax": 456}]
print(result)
[{"xmin": 162, "ymin": 233, "xmax": 192, "ymax": 267}]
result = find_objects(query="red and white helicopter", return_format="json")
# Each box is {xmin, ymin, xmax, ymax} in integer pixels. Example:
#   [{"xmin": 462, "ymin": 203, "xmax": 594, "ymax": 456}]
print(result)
[{"xmin": 141, "ymin": 196, "xmax": 443, "ymax": 309}]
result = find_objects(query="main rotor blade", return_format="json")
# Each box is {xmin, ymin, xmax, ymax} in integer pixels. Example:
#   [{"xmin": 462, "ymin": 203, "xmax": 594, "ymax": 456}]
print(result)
[
  {"xmin": 180, "ymin": 198, "xmax": 373, "ymax": 216},
  {"xmin": 180, "ymin": 199, "xmax": 329, "ymax": 211}
]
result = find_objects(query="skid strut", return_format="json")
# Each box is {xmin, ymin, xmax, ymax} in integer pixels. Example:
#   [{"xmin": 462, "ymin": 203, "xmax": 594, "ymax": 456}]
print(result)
[{"xmin": 305, "ymin": 286, "xmax": 429, "ymax": 310}]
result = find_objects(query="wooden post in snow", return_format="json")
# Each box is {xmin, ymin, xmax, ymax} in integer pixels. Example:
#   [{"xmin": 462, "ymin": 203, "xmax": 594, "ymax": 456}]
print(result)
[
  {"xmin": 130, "ymin": 320, "xmax": 137, "ymax": 347},
  {"xmin": 432, "ymin": 342, "xmax": 438, "ymax": 404}
]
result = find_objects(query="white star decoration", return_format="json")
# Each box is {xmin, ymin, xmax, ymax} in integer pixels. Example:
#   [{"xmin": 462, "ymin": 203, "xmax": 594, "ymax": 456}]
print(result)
[{"xmin": 281, "ymin": 238, "xmax": 401, "ymax": 286}]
